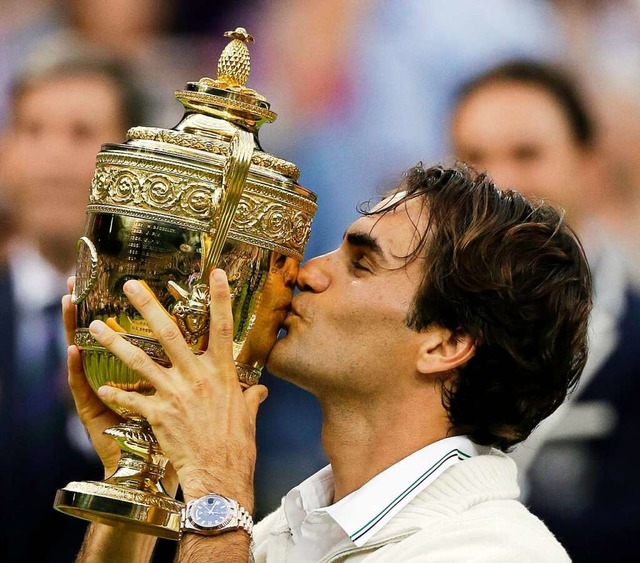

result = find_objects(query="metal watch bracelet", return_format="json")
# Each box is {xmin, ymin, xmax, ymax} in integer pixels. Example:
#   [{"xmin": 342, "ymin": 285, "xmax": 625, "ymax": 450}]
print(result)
[
  {"xmin": 232, "ymin": 500, "xmax": 254, "ymax": 536},
  {"xmin": 181, "ymin": 495, "xmax": 254, "ymax": 538}
]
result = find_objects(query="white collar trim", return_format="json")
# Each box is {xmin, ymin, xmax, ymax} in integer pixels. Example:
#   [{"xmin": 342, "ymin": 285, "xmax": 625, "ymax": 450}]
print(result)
[{"xmin": 286, "ymin": 435, "xmax": 485, "ymax": 548}]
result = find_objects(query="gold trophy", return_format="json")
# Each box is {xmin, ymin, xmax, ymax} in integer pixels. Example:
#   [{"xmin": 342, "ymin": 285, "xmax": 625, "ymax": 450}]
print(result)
[{"xmin": 53, "ymin": 27, "xmax": 317, "ymax": 539}]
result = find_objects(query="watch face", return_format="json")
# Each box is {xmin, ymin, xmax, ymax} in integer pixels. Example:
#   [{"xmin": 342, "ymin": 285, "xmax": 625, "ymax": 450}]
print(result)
[{"xmin": 189, "ymin": 495, "xmax": 232, "ymax": 529}]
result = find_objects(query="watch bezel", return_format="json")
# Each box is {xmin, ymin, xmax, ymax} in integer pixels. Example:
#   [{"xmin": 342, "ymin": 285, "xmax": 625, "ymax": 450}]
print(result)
[{"xmin": 188, "ymin": 494, "xmax": 233, "ymax": 530}]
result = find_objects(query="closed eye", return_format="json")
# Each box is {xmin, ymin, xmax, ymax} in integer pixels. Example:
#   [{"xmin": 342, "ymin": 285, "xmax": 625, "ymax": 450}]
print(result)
[{"xmin": 350, "ymin": 259, "xmax": 371, "ymax": 274}]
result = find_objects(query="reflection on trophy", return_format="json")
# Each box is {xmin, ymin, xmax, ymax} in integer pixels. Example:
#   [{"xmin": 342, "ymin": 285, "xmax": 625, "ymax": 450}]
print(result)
[{"xmin": 53, "ymin": 27, "xmax": 317, "ymax": 539}]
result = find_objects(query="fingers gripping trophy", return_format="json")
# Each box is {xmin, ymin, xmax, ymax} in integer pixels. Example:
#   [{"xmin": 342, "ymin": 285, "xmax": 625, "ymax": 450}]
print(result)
[{"xmin": 53, "ymin": 27, "xmax": 317, "ymax": 540}]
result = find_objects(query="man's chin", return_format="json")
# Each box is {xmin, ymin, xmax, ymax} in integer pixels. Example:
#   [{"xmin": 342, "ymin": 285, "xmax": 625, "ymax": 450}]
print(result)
[
  {"xmin": 265, "ymin": 338, "xmax": 285, "ymax": 377},
  {"xmin": 264, "ymin": 336, "xmax": 300, "ymax": 382}
]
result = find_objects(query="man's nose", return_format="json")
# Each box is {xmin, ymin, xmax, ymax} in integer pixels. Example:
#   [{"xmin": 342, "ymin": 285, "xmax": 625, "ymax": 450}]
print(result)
[{"xmin": 296, "ymin": 252, "xmax": 332, "ymax": 293}]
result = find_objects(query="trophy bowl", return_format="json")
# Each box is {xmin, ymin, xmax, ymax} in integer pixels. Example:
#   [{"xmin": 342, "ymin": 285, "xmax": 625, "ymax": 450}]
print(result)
[{"xmin": 53, "ymin": 27, "xmax": 317, "ymax": 539}]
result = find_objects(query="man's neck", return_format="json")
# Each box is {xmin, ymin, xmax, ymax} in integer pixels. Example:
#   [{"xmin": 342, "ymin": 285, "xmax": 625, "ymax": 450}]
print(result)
[{"xmin": 319, "ymin": 391, "xmax": 450, "ymax": 503}]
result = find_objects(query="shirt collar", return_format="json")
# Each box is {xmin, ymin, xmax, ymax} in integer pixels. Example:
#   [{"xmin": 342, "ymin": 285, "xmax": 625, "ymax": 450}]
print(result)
[{"xmin": 284, "ymin": 435, "xmax": 486, "ymax": 548}]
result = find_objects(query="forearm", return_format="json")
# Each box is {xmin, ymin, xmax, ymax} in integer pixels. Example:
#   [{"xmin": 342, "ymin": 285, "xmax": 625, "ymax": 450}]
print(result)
[{"xmin": 75, "ymin": 522, "xmax": 158, "ymax": 563}]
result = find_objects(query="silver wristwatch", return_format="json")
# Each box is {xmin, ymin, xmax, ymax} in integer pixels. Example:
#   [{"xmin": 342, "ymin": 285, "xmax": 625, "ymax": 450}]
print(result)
[{"xmin": 181, "ymin": 493, "xmax": 253, "ymax": 537}]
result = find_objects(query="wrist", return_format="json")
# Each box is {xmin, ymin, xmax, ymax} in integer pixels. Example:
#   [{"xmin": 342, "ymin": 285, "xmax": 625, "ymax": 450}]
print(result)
[
  {"xmin": 180, "ymin": 471, "xmax": 254, "ymax": 513},
  {"xmin": 181, "ymin": 493, "xmax": 254, "ymax": 539}
]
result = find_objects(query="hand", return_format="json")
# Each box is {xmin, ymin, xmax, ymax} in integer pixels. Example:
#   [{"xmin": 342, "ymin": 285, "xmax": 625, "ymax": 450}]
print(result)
[
  {"xmin": 63, "ymin": 276, "xmax": 122, "ymax": 479},
  {"xmin": 90, "ymin": 269, "xmax": 268, "ymax": 511}
]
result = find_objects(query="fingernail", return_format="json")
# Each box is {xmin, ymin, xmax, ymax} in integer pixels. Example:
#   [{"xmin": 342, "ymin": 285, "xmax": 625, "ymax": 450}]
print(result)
[
  {"xmin": 124, "ymin": 280, "xmax": 141, "ymax": 294},
  {"xmin": 212, "ymin": 269, "xmax": 226, "ymax": 283},
  {"xmin": 89, "ymin": 320, "xmax": 105, "ymax": 334},
  {"xmin": 97, "ymin": 386, "xmax": 111, "ymax": 398}
]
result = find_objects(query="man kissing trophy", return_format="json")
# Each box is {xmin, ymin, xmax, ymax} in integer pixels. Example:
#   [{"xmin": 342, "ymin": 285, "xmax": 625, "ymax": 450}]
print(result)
[{"xmin": 53, "ymin": 27, "xmax": 317, "ymax": 540}]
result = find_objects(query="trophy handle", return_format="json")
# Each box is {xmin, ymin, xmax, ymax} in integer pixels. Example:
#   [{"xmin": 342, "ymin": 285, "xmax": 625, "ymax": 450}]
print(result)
[
  {"xmin": 168, "ymin": 127, "xmax": 254, "ymax": 347},
  {"xmin": 202, "ymin": 127, "xmax": 254, "ymax": 278}
]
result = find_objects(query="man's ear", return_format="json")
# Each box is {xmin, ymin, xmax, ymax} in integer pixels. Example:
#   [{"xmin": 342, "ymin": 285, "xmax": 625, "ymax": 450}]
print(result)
[{"xmin": 415, "ymin": 327, "xmax": 475, "ymax": 375}]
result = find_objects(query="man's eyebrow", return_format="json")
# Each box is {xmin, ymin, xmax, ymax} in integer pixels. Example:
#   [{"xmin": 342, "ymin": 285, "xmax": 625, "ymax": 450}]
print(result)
[{"xmin": 344, "ymin": 230, "xmax": 388, "ymax": 263}]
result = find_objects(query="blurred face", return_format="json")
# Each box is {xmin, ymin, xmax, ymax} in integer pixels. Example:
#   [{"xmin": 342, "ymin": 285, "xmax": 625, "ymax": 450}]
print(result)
[
  {"xmin": 70, "ymin": 0, "xmax": 169, "ymax": 55},
  {"xmin": 2, "ymin": 73, "xmax": 126, "ymax": 271},
  {"xmin": 267, "ymin": 195, "xmax": 428, "ymax": 399},
  {"xmin": 451, "ymin": 81, "xmax": 593, "ymax": 222}
]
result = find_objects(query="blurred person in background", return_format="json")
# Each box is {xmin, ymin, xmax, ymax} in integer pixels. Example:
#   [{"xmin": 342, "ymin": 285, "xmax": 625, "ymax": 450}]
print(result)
[
  {"xmin": 548, "ymin": 0, "xmax": 640, "ymax": 272},
  {"xmin": 0, "ymin": 39, "xmax": 154, "ymax": 562},
  {"xmin": 0, "ymin": 0, "xmax": 60, "ymax": 130},
  {"xmin": 449, "ymin": 58, "xmax": 640, "ymax": 562}
]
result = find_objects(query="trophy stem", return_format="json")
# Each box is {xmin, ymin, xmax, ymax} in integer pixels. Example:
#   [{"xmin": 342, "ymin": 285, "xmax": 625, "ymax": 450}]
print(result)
[{"xmin": 53, "ymin": 419, "xmax": 184, "ymax": 540}]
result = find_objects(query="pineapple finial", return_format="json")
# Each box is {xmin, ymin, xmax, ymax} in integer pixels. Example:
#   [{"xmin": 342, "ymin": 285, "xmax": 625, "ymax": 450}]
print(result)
[{"xmin": 217, "ymin": 27, "xmax": 255, "ymax": 88}]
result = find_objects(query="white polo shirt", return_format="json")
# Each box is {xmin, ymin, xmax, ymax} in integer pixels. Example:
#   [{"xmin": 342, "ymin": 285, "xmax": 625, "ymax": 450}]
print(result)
[{"xmin": 282, "ymin": 435, "xmax": 486, "ymax": 562}]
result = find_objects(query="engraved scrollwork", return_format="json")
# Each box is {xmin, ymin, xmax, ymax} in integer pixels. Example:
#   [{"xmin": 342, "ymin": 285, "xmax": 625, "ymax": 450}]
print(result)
[
  {"xmin": 174, "ymin": 90, "xmax": 276, "ymax": 123},
  {"xmin": 142, "ymin": 174, "xmax": 184, "ymax": 208},
  {"xmin": 235, "ymin": 363, "xmax": 262, "ymax": 387},
  {"xmin": 111, "ymin": 170, "xmax": 142, "ymax": 204},
  {"xmin": 291, "ymin": 211, "xmax": 313, "ymax": 249},
  {"xmin": 90, "ymin": 169, "xmax": 111, "ymax": 201},
  {"xmin": 92, "ymin": 162, "xmax": 215, "ymax": 221},
  {"xmin": 250, "ymin": 152, "xmax": 300, "ymax": 181},
  {"xmin": 261, "ymin": 203, "xmax": 288, "ymax": 237},
  {"xmin": 232, "ymin": 195, "xmax": 313, "ymax": 254},
  {"xmin": 66, "ymin": 481, "xmax": 182, "ymax": 511},
  {"xmin": 118, "ymin": 458, "xmax": 163, "ymax": 477},
  {"xmin": 88, "ymin": 152, "xmax": 315, "ymax": 256},
  {"xmin": 181, "ymin": 182, "xmax": 221, "ymax": 219},
  {"xmin": 75, "ymin": 329, "xmax": 171, "ymax": 366},
  {"xmin": 128, "ymin": 127, "xmax": 229, "ymax": 156},
  {"xmin": 126, "ymin": 126, "xmax": 300, "ymax": 180}
]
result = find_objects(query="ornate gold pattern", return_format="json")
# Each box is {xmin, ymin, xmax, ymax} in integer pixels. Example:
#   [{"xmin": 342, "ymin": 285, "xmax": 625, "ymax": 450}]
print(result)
[
  {"xmin": 88, "ymin": 151, "xmax": 314, "ymax": 259},
  {"xmin": 76, "ymin": 330, "xmax": 263, "ymax": 387},
  {"xmin": 173, "ymin": 27, "xmax": 277, "ymax": 128},
  {"xmin": 76, "ymin": 329, "xmax": 171, "ymax": 364},
  {"xmin": 126, "ymin": 126, "xmax": 300, "ymax": 180},
  {"xmin": 174, "ymin": 89, "xmax": 276, "ymax": 123},
  {"xmin": 62, "ymin": 481, "xmax": 183, "ymax": 512},
  {"xmin": 118, "ymin": 458, "xmax": 163, "ymax": 476},
  {"xmin": 236, "ymin": 363, "xmax": 262, "ymax": 387}
]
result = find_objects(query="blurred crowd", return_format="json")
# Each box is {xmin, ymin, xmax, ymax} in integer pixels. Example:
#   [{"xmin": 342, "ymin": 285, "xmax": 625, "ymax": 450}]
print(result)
[{"xmin": 1, "ymin": 0, "xmax": 639, "ymax": 561}]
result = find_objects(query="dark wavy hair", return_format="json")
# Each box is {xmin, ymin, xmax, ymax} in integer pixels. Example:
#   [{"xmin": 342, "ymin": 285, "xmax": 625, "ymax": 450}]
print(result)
[{"xmin": 366, "ymin": 163, "xmax": 592, "ymax": 451}]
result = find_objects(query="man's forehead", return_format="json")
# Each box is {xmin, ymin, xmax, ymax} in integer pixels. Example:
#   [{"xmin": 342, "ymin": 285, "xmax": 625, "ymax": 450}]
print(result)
[{"xmin": 347, "ymin": 194, "xmax": 429, "ymax": 261}]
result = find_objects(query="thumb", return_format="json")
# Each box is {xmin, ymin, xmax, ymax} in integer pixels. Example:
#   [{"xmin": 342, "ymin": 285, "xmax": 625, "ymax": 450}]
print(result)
[{"xmin": 243, "ymin": 384, "xmax": 268, "ymax": 423}]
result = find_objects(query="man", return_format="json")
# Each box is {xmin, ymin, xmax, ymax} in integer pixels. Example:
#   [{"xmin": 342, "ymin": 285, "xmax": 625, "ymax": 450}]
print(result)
[
  {"xmin": 64, "ymin": 163, "xmax": 591, "ymax": 561},
  {"xmin": 0, "ymin": 40, "xmax": 147, "ymax": 562},
  {"xmin": 450, "ymin": 60, "xmax": 640, "ymax": 561}
]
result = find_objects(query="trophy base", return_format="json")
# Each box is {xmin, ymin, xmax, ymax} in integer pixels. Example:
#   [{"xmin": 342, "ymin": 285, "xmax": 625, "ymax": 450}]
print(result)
[{"xmin": 54, "ymin": 480, "xmax": 184, "ymax": 540}]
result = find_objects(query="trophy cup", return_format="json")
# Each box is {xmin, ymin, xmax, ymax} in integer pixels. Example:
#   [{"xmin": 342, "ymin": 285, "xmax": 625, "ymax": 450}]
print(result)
[{"xmin": 53, "ymin": 27, "xmax": 317, "ymax": 539}]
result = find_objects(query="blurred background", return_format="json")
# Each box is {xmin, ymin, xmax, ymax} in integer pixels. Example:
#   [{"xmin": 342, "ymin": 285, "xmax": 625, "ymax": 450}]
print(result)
[{"xmin": 1, "ymin": 0, "xmax": 639, "ymax": 561}]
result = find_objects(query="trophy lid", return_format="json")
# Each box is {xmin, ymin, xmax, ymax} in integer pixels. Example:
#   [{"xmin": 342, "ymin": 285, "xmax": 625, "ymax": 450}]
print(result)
[
  {"xmin": 125, "ymin": 26, "xmax": 302, "ymax": 181},
  {"xmin": 174, "ymin": 27, "xmax": 277, "ymax": 130}
]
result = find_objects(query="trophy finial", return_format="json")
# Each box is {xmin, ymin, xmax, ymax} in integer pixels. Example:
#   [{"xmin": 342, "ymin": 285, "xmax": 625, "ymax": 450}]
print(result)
[
  {"xmin": 223, "ymin": 27, "xmax": 254, "ymax": 43},
  {"xmin": 217, "ymin": 27, "xmax": 255, "ymax": 88},
  {"xmin": 174, "ymin": 25, "xmax": 277, "ymax": 129}
]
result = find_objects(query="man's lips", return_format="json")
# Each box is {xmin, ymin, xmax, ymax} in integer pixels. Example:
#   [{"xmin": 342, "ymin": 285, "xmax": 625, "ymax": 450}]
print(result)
[
  {"xmin": 290, "ymin": 299, "xmax": 304, "ymax": 318},
  {"xmin": 283, "ymin": 301, "xmax": 302, "ymax": 325}
]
